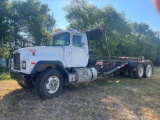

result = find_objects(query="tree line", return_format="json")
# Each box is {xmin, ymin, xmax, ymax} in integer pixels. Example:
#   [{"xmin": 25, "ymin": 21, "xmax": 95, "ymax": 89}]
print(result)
[
  {"xmin": 0, "ymin": 0, "xmax": 160, "ymax": 65},
  {"xmin": 64, "ymin": 0, "xmax": 160, "ymax": 65},
  {"xmin": 0, "ymin": 0, "xmax": 55, "ymax": 61}
]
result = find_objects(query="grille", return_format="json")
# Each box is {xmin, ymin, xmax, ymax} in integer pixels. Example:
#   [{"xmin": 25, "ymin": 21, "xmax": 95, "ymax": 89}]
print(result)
[{"xmin": 13, "ymin": 53, "xmax": 20, "ymax": 70}]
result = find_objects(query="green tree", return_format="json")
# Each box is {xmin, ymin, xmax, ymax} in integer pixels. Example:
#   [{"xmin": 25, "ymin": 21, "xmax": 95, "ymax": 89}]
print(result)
[
  {"xmin": 12, "ymin": 0, "xmax": 56, "ymax": 46},
  {"xmin": 64, "ymin": 0, "xmax": 132, "ymax": 57},
  {"xmin": 0, "ymin": 0, "xmax": 12, "ymax": 59},
  {"xmin": 0, "ymin": 0, "xmax": 56, "ymax": 67},
  {"xmin": 64, "ymin": 0, "xmax": 160, "ymax": 64},
  {"xmin": 63, "ymin": 0, "xmax": 102, "ymax": 30},
  {"xmin": 0, "ymin": 0, "xmax": 12, "ymax": 37},
  {"xmin": 131, "ymin": 22, "xmax": 160, "ymax": 62}
]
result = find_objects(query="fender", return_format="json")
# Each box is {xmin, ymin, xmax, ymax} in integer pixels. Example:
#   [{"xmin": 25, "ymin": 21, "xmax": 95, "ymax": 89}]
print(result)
[{"xmin": 31, "ymin": 61, "xmax": 64, "ymax": 75}]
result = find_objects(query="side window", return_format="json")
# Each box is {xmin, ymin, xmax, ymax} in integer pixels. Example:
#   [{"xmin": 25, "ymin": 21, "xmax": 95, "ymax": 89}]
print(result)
[{"xmin": 72, "ymin": 35, "xmax": 82, "ymax": 47}]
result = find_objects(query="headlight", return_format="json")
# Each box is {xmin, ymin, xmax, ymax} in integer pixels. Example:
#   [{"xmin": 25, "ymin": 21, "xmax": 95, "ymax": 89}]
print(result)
[{"xmin": 22, "ymin": 61, "xmax": 26, "ymax": 69}]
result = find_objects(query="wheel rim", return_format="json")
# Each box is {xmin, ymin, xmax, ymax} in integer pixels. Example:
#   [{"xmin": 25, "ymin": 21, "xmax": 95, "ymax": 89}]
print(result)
[
  {"xmin": 138, "ymin": 66, "xmax": 144, "ymax": 77},
  {"xmin": 146, "ymin": 65, "xmax": 152, "ymax": 77},
  {"xmin": 46, "ymin": 76, "xmax": 60, "ymax": 94}
]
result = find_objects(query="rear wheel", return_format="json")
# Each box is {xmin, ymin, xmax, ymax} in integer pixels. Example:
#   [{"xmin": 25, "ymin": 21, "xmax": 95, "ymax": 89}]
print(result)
[
  {"xmin": 133, "ymin": 64, "xmax": 144, "ymax": 79},
  {"xmin": 35, "ymin": 69, "xmax": 64, "ymax": 99},
  {"xmin": 144, "ymin": 64, "xmax": 153, "ymax": 78}
]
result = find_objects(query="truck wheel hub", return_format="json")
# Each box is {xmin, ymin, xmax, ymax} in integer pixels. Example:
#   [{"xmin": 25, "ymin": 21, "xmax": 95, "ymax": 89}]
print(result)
[{"xmin": 46, "ymin": 76, "xmax": 60, "ymax": 93}]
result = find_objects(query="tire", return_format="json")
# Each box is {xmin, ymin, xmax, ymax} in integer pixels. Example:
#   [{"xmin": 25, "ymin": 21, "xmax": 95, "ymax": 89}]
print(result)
[
  {"xmin": 35, "ymin": 69, "xmax": 64, "ymax": 99},
  {"xmin": 144, "ymin": 64, "xmax": 153, "ymax": 78},
  {"xmin": 133, "ymin": 64, "xmax": 144, "ymax": 79}
]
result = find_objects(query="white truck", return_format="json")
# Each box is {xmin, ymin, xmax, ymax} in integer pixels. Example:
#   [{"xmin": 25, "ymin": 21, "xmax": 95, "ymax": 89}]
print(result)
[{"xmin": 11, "ymin": 28, "xmax": 153, "ymax": 99}]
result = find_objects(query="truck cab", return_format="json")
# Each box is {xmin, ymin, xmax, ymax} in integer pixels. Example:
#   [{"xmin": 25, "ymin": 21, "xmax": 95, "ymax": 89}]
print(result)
[
  {"xmin": 11, "ymin": 28, "xmax": 102, "ymax": 99},
  {"xmin": 52, "ymin": 29, "xmax": 89, "ymax": 67}
]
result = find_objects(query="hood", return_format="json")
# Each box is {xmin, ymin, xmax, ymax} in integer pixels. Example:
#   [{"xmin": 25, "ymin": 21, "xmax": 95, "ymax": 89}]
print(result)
[
  {"xmin": 12, "ymin": 46, "xmax": 65, "ymax": 74},
  {"xmin": 13, "ymin": 46, "xmax": 64, "ymax": 62},
  {"xmin": 13, "ymin": 46, "xmax": 63, "ymax": 56}
]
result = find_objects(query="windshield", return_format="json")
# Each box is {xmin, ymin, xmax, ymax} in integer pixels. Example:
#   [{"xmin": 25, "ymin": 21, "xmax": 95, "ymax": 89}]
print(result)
[{"xmin": 52, "ymin": 32, "xmax": 70, "ymax": 46}]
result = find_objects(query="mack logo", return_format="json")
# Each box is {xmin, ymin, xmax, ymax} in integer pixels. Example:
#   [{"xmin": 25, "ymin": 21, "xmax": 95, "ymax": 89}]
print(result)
[
  {"xmin": 29, "ymin": 49, "xmax": 36, "ymax": 56},
  {"xmin": 29, "ymin": 49, "xmax": 36, "ymax": 52}
]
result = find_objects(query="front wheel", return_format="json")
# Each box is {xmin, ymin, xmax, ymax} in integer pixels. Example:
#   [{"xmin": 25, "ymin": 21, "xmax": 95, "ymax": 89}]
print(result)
[{"xmin": 35, "ymin": 69, "xmax": 64, "ymax": 99}]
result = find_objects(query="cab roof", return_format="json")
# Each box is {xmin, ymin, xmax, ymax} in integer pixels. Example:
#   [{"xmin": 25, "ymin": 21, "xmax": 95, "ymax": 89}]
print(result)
[{"xmin": 52, "ymin": 28, "xmax": 104, "ymax": 41}]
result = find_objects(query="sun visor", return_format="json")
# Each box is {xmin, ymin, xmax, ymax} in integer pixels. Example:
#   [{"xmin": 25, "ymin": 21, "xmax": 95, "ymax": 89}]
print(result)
[{"xmin": 86, "ymin": 28, "xmax": 103, "ymax": 41}]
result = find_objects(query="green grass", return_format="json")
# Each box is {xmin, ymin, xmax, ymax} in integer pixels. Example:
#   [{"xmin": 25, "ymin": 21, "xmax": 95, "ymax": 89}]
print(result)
[
  {"xmin": 0, "ymin": 66, "xmax": 10, "ymax": 80},
  {"xmin": 0, "ymin": 67, "xmax": 160, "ymax": 120},
  {"xmin": 0, "ymin": 72, "xmax": 11, "ymax": 80}
]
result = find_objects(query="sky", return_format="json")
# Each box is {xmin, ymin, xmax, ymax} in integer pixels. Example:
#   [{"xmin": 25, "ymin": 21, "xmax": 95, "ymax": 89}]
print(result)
[{"xmin": 41, "ymin": 0, "xmax": 160, "ymax": 31}]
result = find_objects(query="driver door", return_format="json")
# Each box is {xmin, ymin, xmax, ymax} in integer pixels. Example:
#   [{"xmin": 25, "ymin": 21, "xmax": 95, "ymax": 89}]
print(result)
[{"xmin": 71, "ymin": 34, "xmax": 88, "ymax": 67}]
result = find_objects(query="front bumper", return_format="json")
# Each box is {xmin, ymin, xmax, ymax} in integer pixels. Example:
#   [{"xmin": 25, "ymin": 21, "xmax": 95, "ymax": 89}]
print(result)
[{"xmin": 10, "ymin": 70, "xmax": 25, "ymax": 84}]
